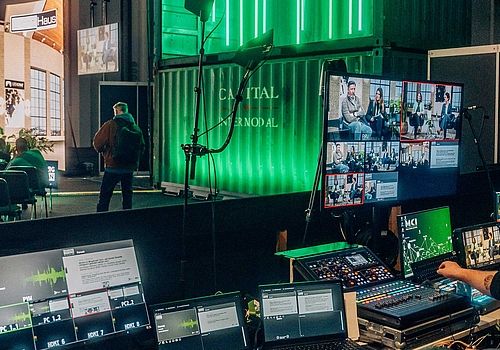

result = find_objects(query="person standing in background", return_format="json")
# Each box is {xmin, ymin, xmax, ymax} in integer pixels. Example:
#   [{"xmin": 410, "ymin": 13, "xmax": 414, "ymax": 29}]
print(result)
[{"xmin": 93, "ymin": 102, "xmax": 144, "ymax": 212}]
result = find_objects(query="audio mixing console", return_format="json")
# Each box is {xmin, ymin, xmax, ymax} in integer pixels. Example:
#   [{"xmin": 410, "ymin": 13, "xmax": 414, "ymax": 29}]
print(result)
[{"xmin": 294, "ymin": 247, "xmax": 474, "ymax": 329}]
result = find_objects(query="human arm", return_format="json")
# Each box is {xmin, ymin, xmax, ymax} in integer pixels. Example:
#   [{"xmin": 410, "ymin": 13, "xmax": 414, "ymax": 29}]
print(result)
[
  {"xmin": 437, "ymin": 261, "xmax": 499, "ymax": 298},
  {"xmin": 341, "ymin": 98, "xmax": 356, "ymax": 123},
  {"xmin": 93, "ymin": 121, "xmax": 111, "ymax": 153}
]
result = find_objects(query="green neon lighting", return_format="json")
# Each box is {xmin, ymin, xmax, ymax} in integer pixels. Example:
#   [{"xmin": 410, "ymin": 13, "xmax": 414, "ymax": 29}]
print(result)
[
  {"xmin": 349, "ymin": 0, "xmax": 353, "ymax": 34},
  {"xmin": 328, "ymin": 0, "xmax": 332, "ymax": 38},
  {"xmin": 225, "ymin": 0, "xmax": 230, "ymax": 45},
  {"xmin": 212, "ymin": 0, "xmax": 216, "ymax": 22},
  {"xmin": 296, "ymin": 0, "xmax": 300, "ymax": 44},
  {"xmin": 255, "ymin": 0, "xmax": 258, "ymax": 38},
  {"xmin": 263, "ymin": 0, "xmax": 267, "ymax": 32},
  {"xmin": 358, "ymin": 0, "xmax": 362, "ymax": 31},
  {"xmin": 301, "ymin": 0, "xmax": 304, "ymax": 30},
  {"xmin": 240, "ymin": 0, "xmax": 243, "ymax": 45}
]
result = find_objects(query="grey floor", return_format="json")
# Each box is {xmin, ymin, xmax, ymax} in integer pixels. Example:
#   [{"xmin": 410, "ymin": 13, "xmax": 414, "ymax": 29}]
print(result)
[{"xmin": 12, "ymin": 174, "xmax": 233, "ymax": 220}]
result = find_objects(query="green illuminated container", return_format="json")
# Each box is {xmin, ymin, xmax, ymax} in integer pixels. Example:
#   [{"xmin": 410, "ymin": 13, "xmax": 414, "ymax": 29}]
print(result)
[
  {"xmin": 161, "ymin": 0, "xmax": 470, "ymax": 59},
  {"xmin": 154, "ymin": 49, "xmax": 426, "ymax": 195}
]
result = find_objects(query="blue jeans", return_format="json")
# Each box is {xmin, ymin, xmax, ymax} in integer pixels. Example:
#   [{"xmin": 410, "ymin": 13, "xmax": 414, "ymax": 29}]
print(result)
[
  {"xmin": 97, "ymin": 170, "xmax": 133, "ymax": 212},
  {"xmin": 348, "ymin": 121, "xmax": 372, "ymax": 140}
]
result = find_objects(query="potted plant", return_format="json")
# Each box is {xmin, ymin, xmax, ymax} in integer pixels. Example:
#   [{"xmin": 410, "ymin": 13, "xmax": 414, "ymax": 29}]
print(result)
[{"xmin": 6, "ymin": 128, "xmax": 54, "ymax": 156}]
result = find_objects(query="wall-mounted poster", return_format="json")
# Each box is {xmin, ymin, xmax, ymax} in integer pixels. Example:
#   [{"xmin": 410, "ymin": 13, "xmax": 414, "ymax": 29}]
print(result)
[
  {"xmin": 4, "ymin": 79, "xmax": 26, "ymax": 128},
  {"xmin": 77, "ymin": 23, "xmax": 119, "ymax": 75}
]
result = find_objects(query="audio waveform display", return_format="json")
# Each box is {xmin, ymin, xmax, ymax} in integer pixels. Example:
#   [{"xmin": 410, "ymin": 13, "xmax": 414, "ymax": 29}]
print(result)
[
  {"xmin": 180, "ymin": 318, "xmax": 198, "ymax": 329},
  {"xmin": 25, "ymin": 266, "xmax": 66, "ymax": 287},
  {"xmin": 12, "ymin": 311, "xmax": 32, "ymax": 324}
]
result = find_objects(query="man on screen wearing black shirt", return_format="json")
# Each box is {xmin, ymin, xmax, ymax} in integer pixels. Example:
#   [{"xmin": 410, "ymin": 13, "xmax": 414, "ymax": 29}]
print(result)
[{"xmin": 437, "ymin": 261, "xmax": 500, "ymax": 300}]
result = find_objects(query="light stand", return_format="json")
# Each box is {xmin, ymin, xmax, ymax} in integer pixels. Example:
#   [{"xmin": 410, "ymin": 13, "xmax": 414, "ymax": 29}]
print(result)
[
  {"xmin": 301, "ymin": 59, "xmax": 347, "ymax": 246},
  {"xmin": 463, "ymin": 108, "xmax": 496, "ymax": 220}
]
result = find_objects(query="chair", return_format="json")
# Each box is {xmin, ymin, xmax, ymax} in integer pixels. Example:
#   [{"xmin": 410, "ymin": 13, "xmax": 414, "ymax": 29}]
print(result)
[
  {"xmin": 8, "ymin": 166, "xmax": 49, "ymax": 218},
  {"xmin": 0, "ymin": 178, "xmax": 21, "ymax": 221},
  {"xmin": 0, "ymin": 170, "xmax": 37, "ymax": 219}
]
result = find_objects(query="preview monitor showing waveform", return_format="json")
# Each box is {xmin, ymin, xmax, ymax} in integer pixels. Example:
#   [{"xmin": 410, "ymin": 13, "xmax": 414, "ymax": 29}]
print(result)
[
  {"xmin": 152, "ymin": 292, "xmax": 249, "ymax": 350},
  {"xmin": 0, "ymin": 240, "xmax": 150, "ymax": 350}
]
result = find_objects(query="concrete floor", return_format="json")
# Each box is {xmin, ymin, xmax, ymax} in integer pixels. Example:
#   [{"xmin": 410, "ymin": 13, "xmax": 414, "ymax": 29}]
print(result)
[{"xmin": 9, "ymin": 173, "xmax": 237, "ymax": 220}]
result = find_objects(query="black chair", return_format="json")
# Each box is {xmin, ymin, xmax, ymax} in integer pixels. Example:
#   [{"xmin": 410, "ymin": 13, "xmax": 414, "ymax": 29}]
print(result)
[
  {"xmin": 8, "ymin": 166, "xmax": 49, "ymax": 218},
  {"xmin": 0, "ymin": 170, "xmax": 37, "ymax": 219},
  {"xmin": 0, "ymin": 178, "xmax": 21, "ymax": 221}
]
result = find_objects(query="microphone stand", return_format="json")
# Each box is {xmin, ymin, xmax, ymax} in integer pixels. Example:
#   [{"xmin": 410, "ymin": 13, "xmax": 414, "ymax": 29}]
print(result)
[
  {"xmin": 463, "ymin": 109, "xmax": 496, "ymax": 220},
  {"xmin": 180, "ymin": 22, "xmax": 264, "ymax": 292},
  {"xmin": 180, "ymin": 16, "xmax": 208, "ymax": 291}
]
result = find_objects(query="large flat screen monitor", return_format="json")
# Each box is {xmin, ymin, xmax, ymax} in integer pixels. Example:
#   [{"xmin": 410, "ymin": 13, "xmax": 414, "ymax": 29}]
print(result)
[
  {"xmin": 0, "ymin": 240, "xmax": 150, "ymax": 350},
  {"xmin": 323, "ymin": 73, "xmax": 462, "ymax": 208},
  {"xmin": 397, "ymin": 207, "xmax": 454, "ymax": 278}
]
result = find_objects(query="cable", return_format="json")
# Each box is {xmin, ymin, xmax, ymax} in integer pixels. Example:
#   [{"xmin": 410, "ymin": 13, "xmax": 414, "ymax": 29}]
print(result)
[
  {"xmin": 208, "ymin": 47, "xmax": 274, "ymax": 154},
  {"xmin": 201, "ymin": 68, "xmax": 218, "ymax": 291},
  {"xmin": 203, "ymin": 6, "xmax": 225, "ymax": 45},
  {"xmin": 198, "ymin": 110, "xmax": 233, "ymax": 137}
]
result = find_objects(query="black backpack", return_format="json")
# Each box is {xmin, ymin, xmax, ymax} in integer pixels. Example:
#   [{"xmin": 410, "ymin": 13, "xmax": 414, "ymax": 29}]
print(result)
[{"xmin": 112, "ymin": 119, "xmax": 143, "ymax": 164}]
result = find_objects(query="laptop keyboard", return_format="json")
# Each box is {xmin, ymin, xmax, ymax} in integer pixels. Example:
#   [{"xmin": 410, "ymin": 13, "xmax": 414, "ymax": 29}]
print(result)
[{"xmin": 272, "ymin": 339, "xmax": 363, "ymax": 350}]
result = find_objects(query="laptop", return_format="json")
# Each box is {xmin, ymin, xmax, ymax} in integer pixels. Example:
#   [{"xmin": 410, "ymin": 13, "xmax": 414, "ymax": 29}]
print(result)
[
  {"xmin": 151, "ymin": 292, "xmax": 250, "ymax": 350},
  {"xmin": 259, "ymin": 280, "xmax": 363, "ymax": 349}
]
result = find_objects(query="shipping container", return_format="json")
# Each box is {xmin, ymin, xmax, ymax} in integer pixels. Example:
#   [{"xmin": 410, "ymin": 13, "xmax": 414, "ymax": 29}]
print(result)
[
  {"xmin": 161, "ymin": 0, "xmax": 470, "ymax": 59},
  {"xmin": 155, "ymin": 49, "xmax": 427, "ymax": 195}
]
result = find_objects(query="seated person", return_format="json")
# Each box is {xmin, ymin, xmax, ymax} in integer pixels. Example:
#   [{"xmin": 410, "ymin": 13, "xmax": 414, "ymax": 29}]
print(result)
[
  {"xmin": 341, "ymin": 81, "xmax": 372, "ymax": 140},
  {"xmin": 439, "ymin": 92, "xmax": 455, "ymax": 138},
  {"xmin": 410, "ymin": 92, "xmax": 425, "ymax": 139},
  {"xmin": 366, "ymin": 87, "xmax": 387, "ymax": 139},
  {"xmin": 0, "ymin": 138, "xmax": 11, "ymax": 162},
  {"xmin": 6, "ymin": 137, "xmax": 49, "ymax": 188},
  {"xmin": 437, "ymin": 261, "xmax": 500, "ymax": 300},
  {"xmin": 329, "ymin": 143, "xmax": 349, "ymax": 173}
]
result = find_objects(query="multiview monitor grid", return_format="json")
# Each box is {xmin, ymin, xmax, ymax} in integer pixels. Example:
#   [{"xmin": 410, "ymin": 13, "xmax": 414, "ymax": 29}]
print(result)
[
  {"xmin": 0, "ymin": 240, "xmax": 150, "ymax": 350},
  {"xmin": 323, "ymin": 73, "xmax": 462, "ymax": 208}
]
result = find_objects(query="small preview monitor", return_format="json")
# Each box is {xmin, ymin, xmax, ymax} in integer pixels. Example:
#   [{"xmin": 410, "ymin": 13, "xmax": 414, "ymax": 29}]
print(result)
[
  {"xmin": 0, "ymin": 240, "xmax": 150, "ymax": 350},
  {"xmin": 453, "ymin": 223, "xmax": 500, "ymax": 269},
  {"xmin": 151, "ymin": 292, "xmax": 249, "ymax": 350},
  {"xmin": 259, "ymin": 280, "xmax": 347, "ymax": 347},
  {"xmin": 397, "ymin": 207, "xmax": 453, "ymax": 278}
]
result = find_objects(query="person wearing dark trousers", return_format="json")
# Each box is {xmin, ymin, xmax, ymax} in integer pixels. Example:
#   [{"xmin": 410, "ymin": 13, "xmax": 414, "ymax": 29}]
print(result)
[
  {"xmin": 366, "ymin": 87, "xmax": 386, "ymax": 139},
  {"xmin": 411, "ymin": 92, "xmax": 424, "ymax": 139},
  {"xmin": 93, "ymin": 102, "xmax": 144, "ymax": 212},
  {"xmin": 439, "ymin": 92, "xmax": 453, "ymax": 139}
]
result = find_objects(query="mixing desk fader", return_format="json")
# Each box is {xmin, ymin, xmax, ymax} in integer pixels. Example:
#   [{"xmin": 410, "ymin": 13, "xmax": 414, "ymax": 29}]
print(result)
[{"xmin": 294, "ymin": 246, "xmax": 473, "ymax": 329}]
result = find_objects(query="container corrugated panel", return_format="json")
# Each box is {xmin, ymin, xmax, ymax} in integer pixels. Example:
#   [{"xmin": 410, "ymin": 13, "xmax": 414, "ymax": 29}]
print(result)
[
  {"xmin": 154, "ymin": 49, "xmax": 427, "ymax": 195},
  {"xmin": 161, "ymin": 0, "xmax": 470, "ymax": 59}
]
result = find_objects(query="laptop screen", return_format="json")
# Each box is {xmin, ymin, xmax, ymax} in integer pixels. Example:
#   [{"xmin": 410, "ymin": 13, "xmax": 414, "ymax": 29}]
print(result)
[
  {"xmin": 259, "ymin": 280, "xmax": 347, "ymax": 345},
  {"xmin": 151, "ymin": 292, "xmax": 249, "ymax": 350},
  {"xmin": 397, "ymin": 206, "xmax": 453, "ymax": 278}
]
